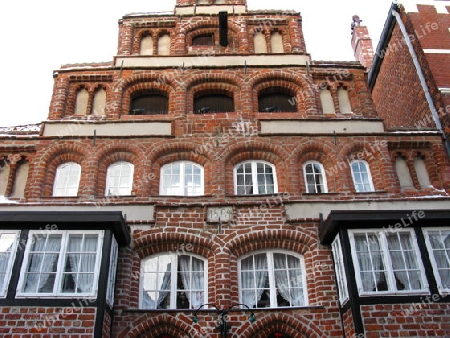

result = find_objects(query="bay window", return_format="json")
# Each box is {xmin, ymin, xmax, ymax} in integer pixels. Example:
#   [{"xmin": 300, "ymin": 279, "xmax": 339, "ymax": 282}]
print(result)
[
  {"xmin": 0, "ymin": 231, "xmax": 20, "ymax": 297},
  {"xmin": 423, "ymin": 228, "xmax": 450, "ymax": 294}
]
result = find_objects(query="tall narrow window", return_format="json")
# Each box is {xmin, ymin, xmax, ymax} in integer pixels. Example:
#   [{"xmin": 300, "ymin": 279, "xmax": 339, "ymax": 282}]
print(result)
[
  {"xmin": 303, "ymin": 161, "xmax": 328, "ymax": 193},
  {"xmin": 74, "ymin": 88, "xmax": 89, "ymax": 115},
  {"xmin": 234, "ymin": 161, "xmax": 277, "ymax": 195},
  {"xmin": 17, "ymin": 231, "xmax": 103, "ymax": 297},
  {"xmin": 91, "ymin": 88, "xmax": 106, "ymax": 116},
  {"xmin": 140, "ymin": 253, "xmax": 207, "ymax": 310},
  {"xmin": 424, "ymin": 228, "xmax": 450, "ymax": 294},
  {"xmin": 414, "ymin": 155, "xmax": 431, "ymax": 188},
  {"xmin": 105, "ymin": 162, "xmax": 134, "ymax": 196},
  {"xmin": 349, "ymin": 229, "xmax": 427, "ymax": 295},
  {"xmin": 254, "ymin": 32, "xmax": 267, "ymax": 54},
  {"xmin": 158, "ymin": 34, "xmax": 171, "ymax": 55},
  {"xmin": 160, "ymin": 161, "xmax": 204, "ymax": 196},
  {"xmin": 331, "ymin": 236, "xmax": 348, "ymax": 303},
  {"xmin": 395, "ymin": 156, "xmax": 414, "ymax": 189},
  {"xmin": 194, "ymin": 93, "xmax": 234, "ymax": 114},
  {"xmin": 106, "ymin": 237, "xmax": 119, "ymax": 307},
  {"xmin": 140, "ymin": 35, "xmax": 154, "ymax": 55},
  {"xmin": 350, "ymin": 160, "xmax": 374, "ymax": 192},
  {"xmin": 10, "ymin": 159, "xmax": 29, "ymax": 198},
  {"xmin": 0, "ymin": 160, "xmax": 10, "ymax": 196},
  {"xmin": 239, "ymin": 251, "xmax": 307, "ymax": 308},
  {"xmin": 0, "ymin": 231, "xmax": 20, "ymax": 297},
  {"xmin": 338, "ymin": 86, "xmax": 352, "ymax": 114},
  {"xmin": 270, "ymin": 31, "xmax": 283, "ymax": 53},
  {"xmin": 320, "ymin": 89, "xmax": 335, "ymax": 115},
  {"xmin": 53, "ymin": 162, "xmax": 81, "ymax": 197}
]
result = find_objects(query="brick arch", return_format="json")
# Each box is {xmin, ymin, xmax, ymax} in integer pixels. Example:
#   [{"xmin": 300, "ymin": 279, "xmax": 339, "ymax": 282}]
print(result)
[
  {"xmin": 96, "ymin": 147, "xmax": 142, "ymax": 196},
  {"xmin": 120, "ymin": 76, "xmax": 175, "ymax": 116},
  {"xmin": 225, "ymin": 228, "xmax": 317, "ymax": 257},
  {"xmin": 38, "ymin": 145, "xmax": 88, "ymax": 197},
  {"xmin": 296, "ymin": 143, "xmax": 338, "ymax": 193},
  {"xmin": 222, "ymin": 140, "xmax": 289, "ymax": 194},
  {"xmin": 249, "ymin": 71, "xmax": 315, "ymax": 115},
  {"xmin": 337, "ymin": 140, "xmax": 387, "ymax": 192},
  {"xmin": 241, "ymin": 313, "xmax": 326, "ymax": 338},
  {"xmin": 134, "ymin": 231, "xmax": 218, "ymax": 259},
  {"xmin": 184, "ymin": 19, "xmax": 240, "ymax": 46},
  {"xmin": 118, "ymin": 313, "xmax": 195, "ymax": 338}
]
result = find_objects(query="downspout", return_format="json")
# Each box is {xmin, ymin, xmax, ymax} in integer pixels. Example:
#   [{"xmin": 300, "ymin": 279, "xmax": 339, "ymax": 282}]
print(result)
[{"xmin": 392, "ymin": 9, "xmax": 445, "ymax": 136}]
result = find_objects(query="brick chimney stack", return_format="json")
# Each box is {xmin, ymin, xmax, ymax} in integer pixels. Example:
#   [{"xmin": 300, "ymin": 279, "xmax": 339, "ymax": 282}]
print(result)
[{"xmin": 351, "ymin": 15, "xmax": 374, "ymax": 70}]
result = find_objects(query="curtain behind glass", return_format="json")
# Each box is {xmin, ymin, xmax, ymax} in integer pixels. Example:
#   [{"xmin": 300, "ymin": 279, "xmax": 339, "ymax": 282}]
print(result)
[
  {"xmin": 179, "ymin": 255, "xmax": 204, "ymax": 309},
  {"xmin": 241, "ymin": 254, "xmax": 268, "ymax": 308}
]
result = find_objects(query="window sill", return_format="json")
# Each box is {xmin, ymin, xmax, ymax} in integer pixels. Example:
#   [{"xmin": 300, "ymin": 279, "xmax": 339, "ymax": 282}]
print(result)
[{"xmin": 359, "ymin": 291, "xmax": 429, "ymax": 297}]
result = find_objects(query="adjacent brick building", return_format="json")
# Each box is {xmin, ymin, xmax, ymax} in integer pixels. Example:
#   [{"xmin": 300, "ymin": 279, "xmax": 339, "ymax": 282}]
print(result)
[{"xmin": 0, "ymin": 0, "xmax": 449, "ymax": 337}]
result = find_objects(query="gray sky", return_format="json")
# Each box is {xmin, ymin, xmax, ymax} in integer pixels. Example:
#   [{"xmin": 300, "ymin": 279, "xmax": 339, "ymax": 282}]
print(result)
[{"xmin": 0, "ymin": 0, "xmax": 393, "ymax": 127}]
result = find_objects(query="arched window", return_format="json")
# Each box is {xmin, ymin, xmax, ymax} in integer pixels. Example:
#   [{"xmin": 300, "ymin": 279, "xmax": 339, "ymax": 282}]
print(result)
[
  {"xmin": 234, "ymin": 161, "xmax": 277, "ymax": 195},
  {"xmin": 130, "ymin": 93, "xmax": 168, "ymax": 115},
  {"xmin": 158, "ymin": 34, "xmax": 171, "ymax": 55},
  {"xmin": 395, "ymin": 156, "xmax": 414, "ymax": 189},
  {"xmin": 140, "ymin": 35, "xmax": 154, "ymax": 55},
  {"xmin": 258, "ymin": 88, "xmax": 296, "ymax": 112},
  {"xmin": 254, "ymin": 32, "xmax": 267, "ymax": 54},
  {"xmin": 105, "ymin": 162, "xmax": 134, "ymax": 196},
  {"xmin": 140, "ymin": 253, "xmax": 207, "ymax": 310},
  {"xmin": 239, "ymin": 251, "xmax": 307, "ymax": 308},
  {"xmin": 53, "ymin": 162, "xmax": 81, "ymax": 197},
  {"xmin": 160, "ymin": 161, "xmax": 204, "ymax": 196},
  {"xmin": 192, "ymin": 33, "xmax": 214, "ymax": 46},
  {"xmin": 414, "ymin": 155, "xmax": 431, "ymax": 188},
  {"xmin": 10, "ymin": 158, "xmax": 29, "ymax": 198},
  {"xmin": 194, "ymin": 93, "xmax": 234, "ymax": 114},
  {"xmin": 270, "ymin": 31, "xmax": 283, "ymax": 53},
  {"xmin": 74, "ymin": 88, "xmax": 89, "ymax": 115},
  {"xmin": 303, "ymin": 161, "xmax": 328, "ymax": 193},
  {"xmin": 338, "ymin": 86, "xmax": 352, "ymax": 114},
  {"xmin": 320, "ymin": 89, "xmax": 335, "ymax": 115},
  {"xmin": 0, "ymin": 160, "xmax": 10, "ymax": 196},
  {"xmin": 91, "ymin": 88, "xmax": 106, "ymax": 116},
  {"xmin": 350, "ymin": 160, "xmax": 374, "ymax": 193}
]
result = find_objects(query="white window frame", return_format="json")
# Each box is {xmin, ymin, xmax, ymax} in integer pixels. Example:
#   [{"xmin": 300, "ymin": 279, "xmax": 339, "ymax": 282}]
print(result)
[
  {"xmin": 140, "ymin": 252, "xmax": 208, "ymax": 310},
  {"xmin": 233, "ymin": 160, "xmax": 278, "ymax": 195},
  {"xmin": 303, "ymin": 161, "xmax": 328, "ymax": 193},
  {"xmin": 423, "ymin": 227, "xmax": 450, "ymax": 295},
  {"xmin": 160, "ymin": 161, "xmax": 204, "ymax": 196},
  {"xmin": 17, "ymin": 230, "xmax": 104, "ymax": 298},
  {"xmin": 106, "ymin": 236, "xmax": 119, "ymax": 307},
  {"xmin": 350, "ymin": 160, "xmax": 375, "ymax": 193},
  {"xmin": 238, "ymin": 250, "xmax": 308, "ymax": 309},
  {"xmin": 0, "ymin": 231, "xmax": 20, "ymax": 297},
  {"xmin": 331, "ymin": 236, "xmax": 349, "ymax": 304},
  {"xmin": 105, "ymin": 161, "xmax": 134, "ymax": 196},
  {"xmin": 53, "ymin": 162, "xmax": 81, "ymax": 197},
  {"xmin": 349, "ymin": 229, "xmax": 428, "ymax": 296}
]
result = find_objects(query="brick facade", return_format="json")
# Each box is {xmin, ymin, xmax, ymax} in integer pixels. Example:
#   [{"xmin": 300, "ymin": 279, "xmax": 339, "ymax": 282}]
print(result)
[{"xmin": 1, "ymin": 0, "xmax": 450, "ymax": 337}]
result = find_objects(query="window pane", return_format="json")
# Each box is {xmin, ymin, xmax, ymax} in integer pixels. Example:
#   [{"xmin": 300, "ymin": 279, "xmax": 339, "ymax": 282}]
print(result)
[{"xmin": 426, "ymin": 230, "xmax": 450, "ymax": 291}]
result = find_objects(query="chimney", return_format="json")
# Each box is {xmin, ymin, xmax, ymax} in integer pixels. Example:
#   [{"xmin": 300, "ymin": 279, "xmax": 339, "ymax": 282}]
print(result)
[{"xmin": 351, "ymin": 15, "xmax": 374, "ymax": 70}]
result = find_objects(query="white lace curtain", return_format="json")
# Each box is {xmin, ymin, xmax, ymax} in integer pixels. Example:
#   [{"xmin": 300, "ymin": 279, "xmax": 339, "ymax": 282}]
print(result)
[
  {"xmin": 67, "ymin": 235, "xmax": 98, "ymax": 293},
  {"xmin": 355, "ymin": 234, "xmax": 384, "ymax": 292},
  {"xmin": 241, "ymin": 254, "xmax": 268, "ymax": 308},
  {"xmin": 273, "ymin": 254, "xmax": 303, "ymax": 306},
  {"xmin": 429, "ymin": 232, "xmax": 450, "ymax": 289},
  {"xmin": 179, "ymin": 256, "xmax": 204, "ymax": 309}
]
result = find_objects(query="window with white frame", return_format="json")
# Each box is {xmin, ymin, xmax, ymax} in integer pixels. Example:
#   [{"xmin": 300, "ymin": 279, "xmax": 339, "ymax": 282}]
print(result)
[
  {"xmin": 423, "ymin": 228, "xmax": 450, "ymax": 294},
  {"xmin": 105, "ymin": 161, "xmax": 134, "ymax": 196},
  {"xmin": 0, "ymin": 231, "xmax": 20, "ymax": 297},
  {"xmin": 349, "ymin": 229, "xmax": 427, "ymax": 295},
  {"xmin": 53, "ymin": 162, "xmax": 81, "ymax": 197},
  {"xmin": 350, "ymin": 160, "xmax": 374, "ymax": 192},
  {"xmin": 140, "ymin": 253, "xmax": 207, "ymax": 310},
  {"xmin": 234, "ymin": 161, "xmax": 277, "ymax": 195},
  {"xmin": 17, "ymin": 231, "xmax": 103, "ymax": 297},
  {"xmin": 160, "ymin": 161, "xmax": 204, "ymax": 196},
  {"xmin": 106, "ymin": 236, "xmax": 119, "ymax": 307},
  {"xmin": 331, "ymin": 236, "xmax": 348, "ymax": 303},
  {"xmin": 303, "ymin": 161, "xmax": 328, "ymax": 193},
  {"xmin": 239, "ymin": 251, "xmax": 307, "ymax": 309}
]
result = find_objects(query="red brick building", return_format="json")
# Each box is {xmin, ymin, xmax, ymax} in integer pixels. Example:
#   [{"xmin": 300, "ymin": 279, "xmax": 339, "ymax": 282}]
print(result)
[{"xmin": 0, "ymin": 0, "xmax": 449, "ymax": 337}]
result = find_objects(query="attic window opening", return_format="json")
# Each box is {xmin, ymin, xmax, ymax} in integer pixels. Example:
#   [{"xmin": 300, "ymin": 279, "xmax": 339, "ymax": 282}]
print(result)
[
  {"xmin": 192, "ymin": 34, "xmax": 214, "ymax": 46},
  {"xmin": 194, "ymin": 93, "xmax": 234, "ymax": 114},
  {"xmin": 258, "ymin": 88, "xmax": 297, "ymax": 112},
  {"xmin": 130, "ymin": 94, "xmax": 168, "ymax": 115}
]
